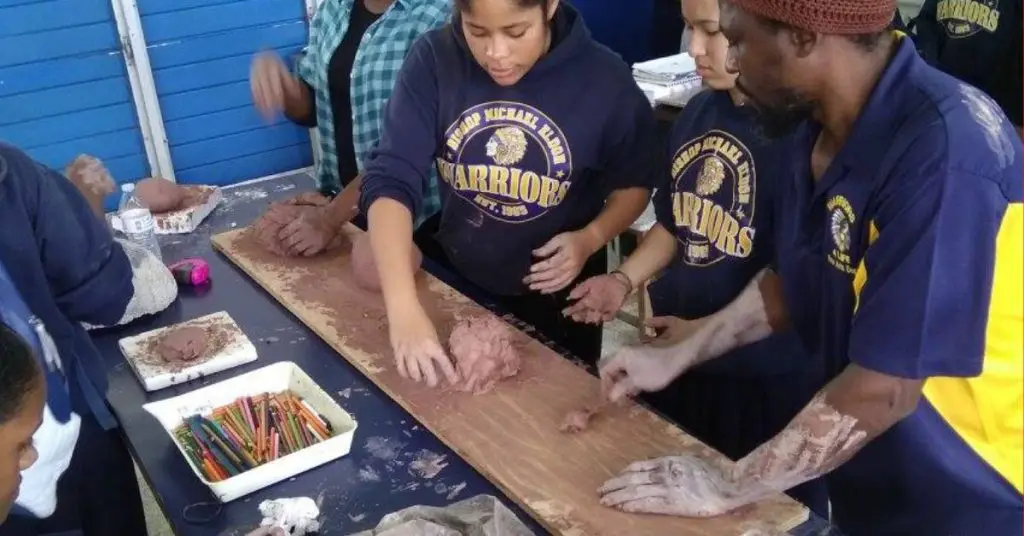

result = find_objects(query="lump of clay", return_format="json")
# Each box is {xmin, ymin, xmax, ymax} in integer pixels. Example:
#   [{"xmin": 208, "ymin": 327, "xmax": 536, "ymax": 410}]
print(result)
[
  {"xmin": 559, "ymin": 408, "xmax": 596, "ymax": 434},
  {"xmin": 350, "ymin": 233, "xmax": 423, "ymax": 292},
  {"xmin": 251, "ymin": 204, "xmax": 301, "ymax": 257},
  {"xmin": 157, "ymin": 326, "xmax": 208, "ymax": 363},
  {"xmin": 448, "ymin": 314, "xmax": 521, "ymax": 394},
  {"xmin": 136, "ymin": 177, "xmax": 185, "ymax": 213}
]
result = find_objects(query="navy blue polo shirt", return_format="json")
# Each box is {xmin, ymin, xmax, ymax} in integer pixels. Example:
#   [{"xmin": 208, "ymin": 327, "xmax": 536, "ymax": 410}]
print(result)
[
  {"xmin": 774, "ymin": 36, "xmax": 1023, "ymax": 534},
  {"xmin": 650, "ymin": 90, "xmax": 812, "ymax": 376}
]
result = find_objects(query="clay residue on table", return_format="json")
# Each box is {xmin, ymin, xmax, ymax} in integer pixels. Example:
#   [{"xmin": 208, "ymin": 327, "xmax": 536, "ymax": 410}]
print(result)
[
  {"xmin": 213, "ymin": 226, "xmax": 812, "ymax": 535},
  {"xmin": 227, "ymin": 228, "xmax": 481, "ymax": 378},
  {"xmin": 448, "ymin": 313, "xmax": 521, "ymax": 394},
  {"xmin": 137, "ymin": 317, "xmax": 235, "ymax": 373}
]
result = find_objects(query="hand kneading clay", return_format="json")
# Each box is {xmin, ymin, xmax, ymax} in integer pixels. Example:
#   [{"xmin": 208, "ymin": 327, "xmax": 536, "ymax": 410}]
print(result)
[
  {"xmin": 157, "ymin": 326, "xmax": 208, "ymax": 363},
  {"xmin": 448, "ymin": 314, "xmax": 521, "ymax": 394},
  {"xmin": 350, "ymin": 233, "xmax": 422, "ymax": 292},
  {"xmin": 136, "ymin": 177, "xmax": 185, "ymax": 213},
  {"xmin": 251, "ymin": 204, "xmax": 303, "ymax": 257}
]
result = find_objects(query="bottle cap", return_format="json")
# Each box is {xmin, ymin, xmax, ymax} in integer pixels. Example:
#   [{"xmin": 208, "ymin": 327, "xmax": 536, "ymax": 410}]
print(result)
[{"xmin": 121, "ymin": 183, "xmax": 135, "ymax": 192}]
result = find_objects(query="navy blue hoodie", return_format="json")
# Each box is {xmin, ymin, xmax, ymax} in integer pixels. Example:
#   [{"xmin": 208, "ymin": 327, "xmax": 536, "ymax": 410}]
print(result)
[
  {"xmin": 649, "ymin": 90, "xmax": 814, "ymax": 377},
  {"xmin": 360, "ymin": 4, "xmax": 658, "ymax": 295},
  {"xmin": 0, "ymin": 143, "xmax": 133, "ymax": 429}
]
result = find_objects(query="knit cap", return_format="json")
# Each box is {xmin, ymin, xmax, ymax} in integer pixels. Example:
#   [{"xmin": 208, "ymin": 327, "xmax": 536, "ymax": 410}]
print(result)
[{"xmin": 729, "ymin": 0, "xmax": 896, "ymax": 34}]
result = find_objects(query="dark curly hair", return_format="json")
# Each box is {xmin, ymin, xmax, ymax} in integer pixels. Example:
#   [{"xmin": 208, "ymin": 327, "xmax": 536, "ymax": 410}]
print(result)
[{"xmin": 0, "ymin": 322, "xmax": 41, "ymax": 424}]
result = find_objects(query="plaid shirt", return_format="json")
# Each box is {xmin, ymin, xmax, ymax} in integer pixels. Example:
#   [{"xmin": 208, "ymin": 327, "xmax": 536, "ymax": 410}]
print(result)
[{"xmin": 297, "ymin": 0, "xmax": 449, "ymax": 225}]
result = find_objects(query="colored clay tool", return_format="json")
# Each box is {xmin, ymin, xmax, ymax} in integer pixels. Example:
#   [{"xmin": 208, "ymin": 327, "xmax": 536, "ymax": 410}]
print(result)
[{"xmin": 168, "ymin": 257, "xmax": 211, "ymax": 286}]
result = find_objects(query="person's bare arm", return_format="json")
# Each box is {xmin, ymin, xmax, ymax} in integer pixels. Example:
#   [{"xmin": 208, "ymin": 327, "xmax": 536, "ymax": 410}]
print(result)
[
  {"xmin": 599, "ymin": 363, "xmax": 922, "ymax": 516},
  {"xmin": 655, "ymin": 268, "xmax": 787, "ymax": 370},
  {"xmin": 321, "ymin": 175, "xmax": 362, "ymax": 227},
  {"xmin": 367, "ymin": 198, "xmax": 419, "ymax": 310},
  {"xmin": 583, "ymin": 187, "xmax": 652, "ymax": 254},
  {"xmin": 720, "ymin": 365, "xmax": 921, "ymax": 505},
  {"xmin": 617, "ymin": 223, "xmax": 678, "ymax": 288},
  {"xmin": 282, "ymin": 78, "xmax": 315, "ymax": 126}
]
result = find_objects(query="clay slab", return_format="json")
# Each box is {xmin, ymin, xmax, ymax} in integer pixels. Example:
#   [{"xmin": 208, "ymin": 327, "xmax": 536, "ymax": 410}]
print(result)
[
  {"xmin": 212, "ymin": 226, "xmax": 810, "ymax": 536},
  {"xmin": 119, "ymin": 311, "xmax": 257, "ymax": 391}
]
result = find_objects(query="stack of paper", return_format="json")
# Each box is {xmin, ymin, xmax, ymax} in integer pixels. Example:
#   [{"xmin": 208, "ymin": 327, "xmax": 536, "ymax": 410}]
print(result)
[{"xmin": 632, "ymin": 53, "xmax": 704, "ymax": 107}]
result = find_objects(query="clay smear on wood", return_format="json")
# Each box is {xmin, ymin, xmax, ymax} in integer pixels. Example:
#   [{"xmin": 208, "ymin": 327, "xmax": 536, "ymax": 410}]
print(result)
[{"xmin": 213, "ymin": 226, "xmax": 810, "ymax": 536}]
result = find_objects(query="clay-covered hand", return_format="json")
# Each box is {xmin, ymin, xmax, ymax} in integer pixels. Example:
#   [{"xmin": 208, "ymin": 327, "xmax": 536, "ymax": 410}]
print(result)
[
  {"xmin": 277, "ymin": 205, "xmax": 341, "ymax": 257},
  {"xmin": 282, "ymin": 191, "xmax": 332, "ymax": 207},
  {"xmin": 65, "ymin": 154, "xmax": 116, "ymax": 218},
  {"xmin": 244, "ymin": 527, "xmax": 287, "ymax": 536},
  {"xmin": 252, "ymin": 203, "xmax": 296, "ymax": 256},
  {"xmin": 598, "ymin": 344, "xmax": 692, "ymax": 402},
  {"xmin": 598, "ymin": 455, "xmax": 746, "ymax": 517},
  {"xmin": 250, "ymin": 51, "xmax": 303, "ymax": 120},
  {"xmin": 644, "ymin": 315, "xmax": 708, "ymax": 348},
  {"xmin": 524, "ymin": 230, "xmax": 599, "ymax": 294},
  {"xmin": 389, "ymin": 303, "xmax": 458, "ymax": 388},
  {"xmin": 562, "ymin": 273, "xmax": 632, "ymax": 324}
]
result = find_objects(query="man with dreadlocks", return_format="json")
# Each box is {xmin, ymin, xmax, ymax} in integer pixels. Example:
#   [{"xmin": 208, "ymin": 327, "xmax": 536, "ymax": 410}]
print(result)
[{"xmin": 596, "ymin": 0, "xmax": 1023, "ymax": 534}]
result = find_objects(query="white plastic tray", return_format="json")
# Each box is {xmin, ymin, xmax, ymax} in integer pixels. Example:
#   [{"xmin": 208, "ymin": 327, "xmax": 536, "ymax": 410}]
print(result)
[
  {"xmin": 119, "ymin": 311, "xmax": 258, "ymax": 392},
  {"xmin": 143, "ymin": 361, "xmax": 358, "ymax": 502}
]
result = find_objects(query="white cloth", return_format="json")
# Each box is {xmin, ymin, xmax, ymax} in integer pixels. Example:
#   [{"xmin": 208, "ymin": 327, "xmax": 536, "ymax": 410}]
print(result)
[
  {"xmin": 116, "ymin": 238, "xmax": 177, "ymax": 325},
  {"xmin": 84, "ymin": 238, "xmax": 177, "ymax": 330},
  {"xmin": 259, "ymin": 497, "xmax": 320, "ymax": 536},
  {"xmin": 14, "ymin": 406, "xmax": 80, "ymax": 517}
]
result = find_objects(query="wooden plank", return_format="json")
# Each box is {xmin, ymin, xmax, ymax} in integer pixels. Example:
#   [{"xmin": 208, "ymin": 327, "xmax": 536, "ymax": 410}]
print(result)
[{"xmin": 211, "ymin": 226, "xmax": 809, "ymax": 535}]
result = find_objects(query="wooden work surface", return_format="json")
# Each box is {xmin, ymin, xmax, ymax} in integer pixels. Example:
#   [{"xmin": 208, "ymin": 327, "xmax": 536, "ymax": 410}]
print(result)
[{"xmin": 212, "ymin": 226, "xmax": 808, "ymax": 535}]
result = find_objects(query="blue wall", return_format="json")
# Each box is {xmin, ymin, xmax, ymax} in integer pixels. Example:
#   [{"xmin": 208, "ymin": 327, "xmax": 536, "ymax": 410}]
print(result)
[
  {"xmin": 0, "ymin": 0, "xmax": 151, "ymax": 189},
  {"xmin": 139, "ymin": 0, "xmax": 312, "ymax": 185}
]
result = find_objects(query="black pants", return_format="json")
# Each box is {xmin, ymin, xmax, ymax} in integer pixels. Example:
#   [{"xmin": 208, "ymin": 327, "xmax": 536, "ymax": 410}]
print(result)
[
  {"xmin": 0, "ymin": 411, "xmax": 148, "ymax": 536},
  {"xmin": 415, "ymin": 216, "xmax": 605, "ymax": 367},
  {"xmin": 489, "ymin": 249, "xmax": 606, "ymax": 367}
]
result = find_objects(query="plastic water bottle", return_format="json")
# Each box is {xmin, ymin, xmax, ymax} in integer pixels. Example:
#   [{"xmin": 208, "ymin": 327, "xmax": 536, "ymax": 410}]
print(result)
[{"xmin": 117, "ymin": 183, "xmax": 162, "ymax": 262}]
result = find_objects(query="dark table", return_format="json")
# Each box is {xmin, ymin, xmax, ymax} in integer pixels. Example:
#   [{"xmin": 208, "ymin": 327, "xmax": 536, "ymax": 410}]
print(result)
[{"xmin": 93, "ymin": 172, "xmax": 840, "ymax": 536}]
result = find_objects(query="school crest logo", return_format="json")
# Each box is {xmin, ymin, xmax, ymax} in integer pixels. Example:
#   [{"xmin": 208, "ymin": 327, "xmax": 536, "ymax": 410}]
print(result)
[
  {"xmin": 437, "ymin": 101, "xmax": 573, "ymax": 223},
  {"xmin": 669, "ymin": 130, "xmax": 756, "ymax": 267},
  {"xmin": 826, "ymin": 195, "xmax": 856, "ymax": 274},
  {"xmin": 936, "ymin": 0, "xmax": 1000, "ymax": 37}
]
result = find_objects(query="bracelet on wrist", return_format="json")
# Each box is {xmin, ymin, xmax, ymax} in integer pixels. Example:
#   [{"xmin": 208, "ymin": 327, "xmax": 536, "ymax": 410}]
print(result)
[{"xmin": 610, "ymin": 270, "xmax": 634, "ymax": 294}]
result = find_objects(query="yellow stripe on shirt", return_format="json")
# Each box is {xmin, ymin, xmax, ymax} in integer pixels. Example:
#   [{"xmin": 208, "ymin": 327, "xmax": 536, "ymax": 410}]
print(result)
[
  {"xmin": 852, "ymin": 221, "xmax": 880, "ymax": 312},
  {"xmin": 923, "ymin": 203, "xmax": 1024, "ymax": 493}
]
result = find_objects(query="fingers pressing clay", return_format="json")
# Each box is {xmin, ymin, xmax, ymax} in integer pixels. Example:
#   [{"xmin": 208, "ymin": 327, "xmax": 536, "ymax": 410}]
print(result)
[
  {"xmin": 349, "ymin": 233, "xmax": 423, "ymax": 292},
  {"xmin": 251, "ymin": 204, "xmax": 321, "ymax": 257},
  {"xmin": 448, "ymin": 314, "xmax": 521, "ymax": 394}
]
